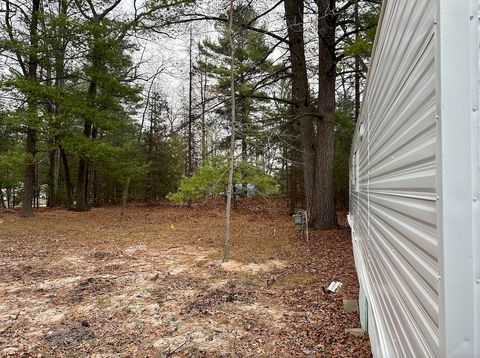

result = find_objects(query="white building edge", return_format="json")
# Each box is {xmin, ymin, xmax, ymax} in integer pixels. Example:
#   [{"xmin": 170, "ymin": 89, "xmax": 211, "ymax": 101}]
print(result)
[{"xmin": 348, "ymin": 0, "xmax": 480, "ymax": 356}]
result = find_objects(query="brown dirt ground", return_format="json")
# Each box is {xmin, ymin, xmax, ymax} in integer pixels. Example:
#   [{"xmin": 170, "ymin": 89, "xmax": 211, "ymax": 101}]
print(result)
[{"xmin": 0, "ymin": 199, "xmax": 371, "ymax": 357}]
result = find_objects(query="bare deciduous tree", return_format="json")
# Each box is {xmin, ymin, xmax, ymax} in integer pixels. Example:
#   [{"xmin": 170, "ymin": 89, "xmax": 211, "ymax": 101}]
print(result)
[{"xmin": 223, "ymin": 0, "xmax": 236, "ymax": 262}]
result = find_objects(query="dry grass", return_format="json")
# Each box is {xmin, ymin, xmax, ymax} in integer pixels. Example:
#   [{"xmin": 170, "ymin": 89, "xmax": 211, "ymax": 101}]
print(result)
[{"xmin": 0, "ymin": 200, "xmax": 370, "ymax": 357}]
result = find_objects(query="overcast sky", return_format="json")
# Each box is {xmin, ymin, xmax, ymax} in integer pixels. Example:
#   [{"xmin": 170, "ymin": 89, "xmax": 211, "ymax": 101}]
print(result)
[{"xmin": 124, "ymin": 0, "xmax": 291, "ymax": 126}]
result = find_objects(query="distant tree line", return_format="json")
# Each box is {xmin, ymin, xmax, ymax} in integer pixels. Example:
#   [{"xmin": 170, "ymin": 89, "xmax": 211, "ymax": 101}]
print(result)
[{"xmin": 0, "ymin": 0, "xmax": 380, "ymax": 229}]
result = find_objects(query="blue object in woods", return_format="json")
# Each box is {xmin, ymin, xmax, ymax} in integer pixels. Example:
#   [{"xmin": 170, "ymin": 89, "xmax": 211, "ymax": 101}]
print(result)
[{"xmin": 247, "ymin": 184, "xmax": 255, "ymax": 198}]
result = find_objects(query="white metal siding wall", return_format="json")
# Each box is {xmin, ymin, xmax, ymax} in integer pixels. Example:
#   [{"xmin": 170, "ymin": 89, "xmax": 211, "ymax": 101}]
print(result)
[
  {"xmin": 350, "ymin": 0, "xmax": 480, "ymax": 356},
  {"xmin": 476, "ymin": 2, "xmax": 480, "ymax": 353},
  {"xmin": 436, "ymin": 0, "xmax": 479, "ymax": 356},
  {"xmin": 349, "ymin": 0, "xmax": 438, "ymax": 356}
]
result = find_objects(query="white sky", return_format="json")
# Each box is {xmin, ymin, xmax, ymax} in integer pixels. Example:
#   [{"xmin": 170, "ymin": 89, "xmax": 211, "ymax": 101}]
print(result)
[{"xmin": 122, "ymin": 0, "xmax": 291, "ymax": 126}]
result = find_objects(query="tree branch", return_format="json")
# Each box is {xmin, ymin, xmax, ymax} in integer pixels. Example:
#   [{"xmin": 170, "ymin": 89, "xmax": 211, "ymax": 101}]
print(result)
[
  {"xmin": 165, "ymin": 13, "xmax": 289, "ymax": 45},
  {"xmin": 4, "ymin": 0, "xmax": 27, "ymax": 76}
]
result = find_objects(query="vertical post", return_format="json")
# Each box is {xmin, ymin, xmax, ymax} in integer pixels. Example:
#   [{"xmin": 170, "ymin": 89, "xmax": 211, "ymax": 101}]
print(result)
[
  {"xmin": 223, "ymin": 0, "xmax": 236, "ymax": 262},
  {"xmin": 436, "ymin": 0, "xmax": 478, "ymax": 356}
]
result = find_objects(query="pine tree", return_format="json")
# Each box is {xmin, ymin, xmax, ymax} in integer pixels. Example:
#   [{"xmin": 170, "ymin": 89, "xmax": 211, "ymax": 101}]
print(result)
[
  {"xmin": 1, "ymin": 0, "xmax": 43, "ymax": 216},
  {"xmin": 198, "ymin": 4, "xmax": 280, "ymax": 162},
  {"xmin": 284, "ymin": 0, "xmax": 380, "ymax": 228}
]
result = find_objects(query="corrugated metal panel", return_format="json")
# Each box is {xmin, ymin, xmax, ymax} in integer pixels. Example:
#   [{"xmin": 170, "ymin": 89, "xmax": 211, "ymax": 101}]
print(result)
[
  {"xmin": 435, "ymin": 0, "xmax": 479, "ymax": 356},
  {"xmin": 476, "ymin": 3, "xmax": 480, "ymax": 355},
  {"xmin": 349, "ymin": 0, "xmax": 439, "ymax": 356},
  {"xmin": 349, "ymin": 0, "xmax": 480, "ymax": 356}
]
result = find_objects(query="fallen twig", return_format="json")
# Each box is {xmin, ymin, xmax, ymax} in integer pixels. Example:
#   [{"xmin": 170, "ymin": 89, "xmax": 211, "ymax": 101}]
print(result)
[
  {"xmin": 164, "ymin": 340, "xmax": 187, "ymax": 357},
  {"xmin": 0, "ymin": 311, "xmax": 20, "ymax": 334}
]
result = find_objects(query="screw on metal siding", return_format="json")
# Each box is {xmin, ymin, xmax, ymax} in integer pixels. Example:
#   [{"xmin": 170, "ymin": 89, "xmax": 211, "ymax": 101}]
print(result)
[
  {"xmin": 474, "ymin": 197, "xmax": 478, "ymax": 203},
  {"xmin": 477, "ymin": 278, "xmax": 480, "ymax": 284},
  {"xmin": 473, "ymin": 107, "xmax": 479, "ymax": 112}
]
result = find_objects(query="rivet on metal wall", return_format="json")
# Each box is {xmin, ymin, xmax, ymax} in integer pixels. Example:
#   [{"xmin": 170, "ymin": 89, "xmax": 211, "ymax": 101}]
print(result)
[{"xmin": 476, "ymin": 278, "xmax": 480, "ymax": 284}]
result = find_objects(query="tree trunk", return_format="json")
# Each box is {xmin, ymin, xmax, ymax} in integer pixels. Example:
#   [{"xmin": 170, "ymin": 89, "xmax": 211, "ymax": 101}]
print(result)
[
  {"xmin": 21, "ymin": 127, "xmax": 37, "ymax": 217},
  {"xmin": 48, "ymin": 148, "xmax": 60, "ymax": 207},
  {"xmin": 313, "ymin": 0, "xmax": 338, "ymax": 228},
  {"xmin": 282, "ymin": 145, "xmax": 288, "ymax": 193},
  {"xmin": 223, "ymin": 0, "xmax": 236, "ymax": 262},
  {"xmin": 284, "ymin": 0, "xmax": 338, "ymax": 229},
  {"xmin": 92, "ymin": 169, "xmax": 99, "ymax": 207},
  {"xmin": 6, "ymin": 188, "xmax": 11, "ymax": 208},
  {"xmin": 121, "ymin": 177, "xmax": 130, "ymax": 217},
  {"xmin": 20, "ymin": 0, "xmax": 41, "ymax": 218},
  {"xmin": 47, "ymin": 0, "xmax": 67, "ymax": 209},
  {"xmin": 0, "ymin": 187, "xmax": 6, "ymax": 209},
  {"xmin": 76, "ymin": 135, "xmax": 90, "ymax": 211},
  {"xmin": 313, "ymin": 116, "xmax": 337, "ymax": 227},
  {"xmin": 60, "ymin": 147, "xmax": 73, "ymax": 209},
  {"xmin": 35, "ymin": 160, "xmax": 40, "ymax": 208},
  {"xmin": 354, "ymin": 0, "xmax": 361, "ymax": 122},
  {"xmin": 284, "ymin": 0, "xmax": 316, "ymax": 218},
  {"xmin": 287, "ymin": 119, "xmax": 302, "ymax": 215},
  {"xmin": 200, "ymin": 70, "xmax": 208, "ymax": 162},
  {"xmin": 241, "ymin": 138, "xmax": 247, "ymax": 162},
  {"xmin": 75, "ymin": 79, "xmax": 96, "ymax": 211},
  {"xmin": 187, "ymin": 29, "xmax": 194, "ymax": 208}
]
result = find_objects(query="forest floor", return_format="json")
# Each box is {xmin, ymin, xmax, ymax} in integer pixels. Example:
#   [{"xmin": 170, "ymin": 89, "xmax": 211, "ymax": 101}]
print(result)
[{"xmin": 0, "ymin": 199, "xmax": 371, "ymax": 357}]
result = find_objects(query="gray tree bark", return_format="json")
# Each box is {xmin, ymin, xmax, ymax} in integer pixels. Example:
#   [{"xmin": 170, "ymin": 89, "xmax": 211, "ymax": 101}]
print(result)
[
  {"xmin": 284, "ymin": 0, "xmax": 338, "ymax": 229},
  {"xmin": 60, "ymin": 148, "xmax": 73, "ymax": 209},
  {"xmin": 313, "ymin": 0, "xmax": 338, "ymax": 228},
  {"xmin": 75, "ymin": 79, "xmax": 95, "ymax": 211},
  {"xmin": 284, "ymin": 0, "xmax": 316, "ymax": 222},
  {"xmin": 0, "ymin": 187, "xmax": 6, "ymax": 209},
  {"xmin": 48, "ymin": 0, "xmax": 67, "ymax": 209},
  {"xmin": 20, "ymin": 0, "xmax": 41, "ymax": 218},
  {"xmin": 223, "ymin": 0, "xmax": 236, "ymax": 262}
]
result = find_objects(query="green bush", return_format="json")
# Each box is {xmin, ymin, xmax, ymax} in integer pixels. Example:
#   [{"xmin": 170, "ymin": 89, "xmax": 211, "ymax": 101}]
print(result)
[
  {"xmin": 0, "ymin": 148, "xmax": 29, "ymax": 189},
  {"xmin": 167, "ymin": 157, "xmax": 278, "ymax": 203}
]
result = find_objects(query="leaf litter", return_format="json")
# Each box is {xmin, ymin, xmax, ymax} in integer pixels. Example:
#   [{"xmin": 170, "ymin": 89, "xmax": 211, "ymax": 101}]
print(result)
[{"xmin": 0, "ymin": 200, "xmax": 371, "ymax": 356}]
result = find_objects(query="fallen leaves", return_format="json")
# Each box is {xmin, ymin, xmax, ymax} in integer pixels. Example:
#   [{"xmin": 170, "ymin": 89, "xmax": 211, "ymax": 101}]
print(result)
[{"xmin": 0, "ymin": 202, "xmax": 371, "ymax": 356}]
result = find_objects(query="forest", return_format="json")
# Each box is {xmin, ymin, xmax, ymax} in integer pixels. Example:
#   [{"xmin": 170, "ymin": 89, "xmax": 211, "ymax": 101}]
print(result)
[
  {"xmin": 0, "ymin": 0, "xmax": 380, "ymax": 224},
  {"xmin": 0, "ymin": 0, "xmax": 381, "ymax": 355}
]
